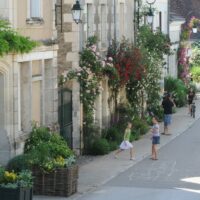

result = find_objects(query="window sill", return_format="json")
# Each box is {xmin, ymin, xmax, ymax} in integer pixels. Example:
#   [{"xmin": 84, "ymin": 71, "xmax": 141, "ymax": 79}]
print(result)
[{"xmin": 26, "ymin": 17, "xmax": 44, "ymax": 25}]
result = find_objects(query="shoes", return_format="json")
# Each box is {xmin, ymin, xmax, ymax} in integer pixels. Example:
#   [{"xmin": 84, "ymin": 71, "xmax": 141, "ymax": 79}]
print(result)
[
  {"xmin": 130, "ymin": 157, "xmax": 135, "ymax": 160},
  {"xmin": 161, "ymin": 133, "xmax": 171, "ymax": 135},
  {"xmin": 114, "ymin": 155, "xmax": 118, "ymax": 159},
  {"xmin": 151, "ymin": 158, "xmax": 158, "ymax": 160}
]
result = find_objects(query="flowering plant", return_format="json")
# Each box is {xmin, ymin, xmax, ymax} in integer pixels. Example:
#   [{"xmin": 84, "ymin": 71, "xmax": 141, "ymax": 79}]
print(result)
[
  {"xmin": 59, "ymin": 36, "xmax": 118, "ymax": 132},
  {"xmin": 189, "ymin": 17, "xmax": 200, "ymax": 28},
  {"xmin": 23, "ymin": 124, "xmax": 76, "ymax": 172},
  {"xmin": 0, "ymin": 166, "xmax": 33, "ymax": 189}
]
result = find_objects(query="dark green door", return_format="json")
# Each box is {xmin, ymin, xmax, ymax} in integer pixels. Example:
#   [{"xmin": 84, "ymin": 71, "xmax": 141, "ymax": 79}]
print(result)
[{"xmin": 58, "ymin": 88, "xmax": 73, "ymax": 148}]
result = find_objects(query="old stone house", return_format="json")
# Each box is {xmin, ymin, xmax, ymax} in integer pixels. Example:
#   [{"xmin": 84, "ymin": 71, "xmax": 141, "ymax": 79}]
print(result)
[
  {"xmin": 57, "ymin": 0, "xmax": 173, "ymax": 154},
  {"xmin": 0, "ymin": 0, "xmax": 58, "ymax": 165}
]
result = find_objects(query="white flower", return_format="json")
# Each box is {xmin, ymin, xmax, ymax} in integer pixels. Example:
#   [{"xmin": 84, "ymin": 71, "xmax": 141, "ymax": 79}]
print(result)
[
  {"xmin": 107, "ymin": 63, "xmax": 113, "ymax": 67},
  {"xmin": 91, "ymin": 45, "xmax": 97, "ymax": 52},
  {"xmin": 62, "ymin": 70, "xmax": 68, "ymax": 78},
  {"xmin": 108, "ymin": 57, "xmax": 113, "ymax": 62},
  {"xmin": 101, "ymin": 61, "xmax": 106, "ymax": 67}
]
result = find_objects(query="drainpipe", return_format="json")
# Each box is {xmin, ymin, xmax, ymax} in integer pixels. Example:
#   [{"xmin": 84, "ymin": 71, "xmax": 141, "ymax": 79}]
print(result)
[
  {"xmin": 167, "ymin": 0, "xmax": 170, "ymax": 74},
  {"xmin": 114, "ymin": 0, "xmax": 117, "ymax": 42}
]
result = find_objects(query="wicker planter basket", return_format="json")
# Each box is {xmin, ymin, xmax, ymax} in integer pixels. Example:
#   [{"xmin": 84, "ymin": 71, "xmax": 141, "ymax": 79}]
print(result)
[{"xmin": 32, "ymin": 165, "xmax": 78, "ymax": 197}]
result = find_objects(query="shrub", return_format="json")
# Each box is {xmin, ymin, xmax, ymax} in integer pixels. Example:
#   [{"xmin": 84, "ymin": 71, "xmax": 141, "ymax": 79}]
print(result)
[
  {"xmin": 109, "ymin": 141, "xmax": 118, "ymax": 151},
  {"xmin": 191, "ymin": 66, "xmax": 200, "ymax": 83},
  {"xmin": 132, "ymin": 118, "xmax": 149, "ymax": 135},
  {"xmin": 23, "ymin": 125, "xmax": 75, "ymax": 172},
  {"xmin": 25, "ymin": 126, "xmax": 73, "ymax": 159},
  {"xmin": 6, "ymin": 154, "xmax": 31, "ymax": 172},
  {"xmin": 90, "ymin": 138, "xmax": 110, "ymax": 155},
  {"xmin": 103, "ymin": 127, "xmax": 122, "ymax": 143},
  {"xmin": 132, "ymin": 130, "xmax": 140, "ymax": 141},
  {"xmin": 164, "ymin": 76, "xmax": 187, "ymax": 107}
]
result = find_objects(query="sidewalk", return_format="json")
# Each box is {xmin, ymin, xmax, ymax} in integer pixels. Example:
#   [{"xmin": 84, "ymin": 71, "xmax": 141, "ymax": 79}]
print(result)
[{"xmin": 34, "ymin": 97, "xmax": 200, "ymax": 200}]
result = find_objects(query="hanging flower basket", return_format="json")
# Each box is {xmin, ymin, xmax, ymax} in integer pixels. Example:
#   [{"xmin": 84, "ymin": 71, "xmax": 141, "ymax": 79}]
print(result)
[
  {"xmin": 192, "ymin": 27, "xmax": 198, "ymax": 33},
  {"xmin": 32, "ymin": 165, "xmax": 78, "ymax": 197},
  {"xmin": 0, "ymin": 187, "xmax": 32, "ymax": 200}
]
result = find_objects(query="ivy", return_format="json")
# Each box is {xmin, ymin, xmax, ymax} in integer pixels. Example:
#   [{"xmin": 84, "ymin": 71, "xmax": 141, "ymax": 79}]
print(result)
[{"xmin": 0, "ymin": 20, "xmax": 37, "ymax": 56}]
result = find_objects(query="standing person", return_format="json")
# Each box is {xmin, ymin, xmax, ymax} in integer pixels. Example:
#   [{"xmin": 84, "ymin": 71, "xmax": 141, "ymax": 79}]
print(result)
[
  {"xmin": 188, "ymin": 88, "xmax": 195, "ymax": 114},
  {"xmin": 114, "ymin": 122, "xmax": 135, "ymax": 160},
  {"xmin": 162, "ymin": 93, "xmax": 175, "ymax": 135},
  {"xmin": 151, "ymin": 117, "xmax": 160, "ymax": 160}
]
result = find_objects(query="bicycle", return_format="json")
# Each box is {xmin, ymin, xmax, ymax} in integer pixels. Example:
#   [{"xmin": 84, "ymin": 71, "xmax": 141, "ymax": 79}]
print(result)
[{"xmin": 191, "ymin": 102, "xmax": 196, "ymax": 118}]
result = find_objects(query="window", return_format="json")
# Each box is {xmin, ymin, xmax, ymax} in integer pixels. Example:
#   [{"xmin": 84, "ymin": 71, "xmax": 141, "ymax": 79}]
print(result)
[
  {"xmin": 32, "ymin": 80, "xmax": 42, "ymax": 123},
  {"xmin": 87, "ymin": 4, "xmax": 93, "ymax": 37},
  {"xmin": 20, "ymin": 60, "xmax": 43, "ymax": 130},
  {"xmin": 100, "ymin": 4, "xmax": 107, "ymax": 47},
  {"xmin": 119, "ymin": 3, "xmax": 125, "ymax": 38},
  {"xmin": 0, "ymin": 0, "xmax": 8, "ymax": 19},
  {"xmin": 30, "ymin": 0, "xmax": 41, "ymax": 18}
]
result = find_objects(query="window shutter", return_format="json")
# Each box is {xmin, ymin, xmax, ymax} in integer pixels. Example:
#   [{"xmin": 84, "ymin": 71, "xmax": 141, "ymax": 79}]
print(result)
[{"xmin": 159, "ymin": 11, "xmax": 162, "ymax": 32}]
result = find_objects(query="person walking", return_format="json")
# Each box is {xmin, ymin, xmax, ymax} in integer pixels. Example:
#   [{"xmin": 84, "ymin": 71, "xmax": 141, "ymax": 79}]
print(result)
[
  {"xmin": 187, "ymin": 88, "xmax": 195, "ymax": 114},
  {"xmin": 151, "ymin": 117, "xmax": 160, "ymax": 160},
  {"xmin": 114, "ymin": 122, "xmax": 135, "ymax": 160},
  {"xmin": 162, "ymin": 93, "xmax": 175, "ymax": 135}
]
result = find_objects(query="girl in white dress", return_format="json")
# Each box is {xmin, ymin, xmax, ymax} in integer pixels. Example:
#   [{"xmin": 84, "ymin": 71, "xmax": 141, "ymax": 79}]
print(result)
[{"xmin": 114, "ymin": 122, "xmax": 135, "ymax": 160}]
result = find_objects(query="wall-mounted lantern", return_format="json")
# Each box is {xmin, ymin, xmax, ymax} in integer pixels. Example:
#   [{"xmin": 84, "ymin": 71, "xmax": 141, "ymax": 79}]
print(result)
[
  {"xmin": 71, "ymin": 0, "xmax": 82, "ymax": 24},
  {"xmin": 146, "ymin": 0, "xmax": 156, "ymax": 25}
]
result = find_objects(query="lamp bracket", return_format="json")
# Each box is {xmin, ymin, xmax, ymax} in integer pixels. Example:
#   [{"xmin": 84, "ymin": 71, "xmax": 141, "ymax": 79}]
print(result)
[{"xmin": 146, "ymin": 0, "xmax": 156, "ymax": 5}]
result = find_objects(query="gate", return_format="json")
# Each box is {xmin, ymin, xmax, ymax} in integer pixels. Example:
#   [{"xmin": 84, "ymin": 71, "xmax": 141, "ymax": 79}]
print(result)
[{"xmin": 58, "ymin": 88, "xmax": 73, "ymax": 148}]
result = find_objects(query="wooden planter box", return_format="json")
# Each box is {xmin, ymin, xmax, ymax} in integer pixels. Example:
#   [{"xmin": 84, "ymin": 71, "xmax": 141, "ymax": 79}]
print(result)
[
  {"xmin": 32, "ymin": 165, "xmax": 78, "ymax": 197},
  {"xmin": 0, "ymin": 187, "xmax": 32, "ymax": 200}
]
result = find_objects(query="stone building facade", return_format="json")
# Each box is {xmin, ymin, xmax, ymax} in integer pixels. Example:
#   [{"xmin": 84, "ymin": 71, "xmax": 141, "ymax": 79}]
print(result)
[
  {"xmin": 57, "ymin": 0, "xmax": 135, "ymax": 154},
  {"xmin": 0, "ymin": 0, "xmax": 58, "ymax": 165},
  {"xmin": 57, "ymin": 0, "xmax": 182, "ymax": 154}
]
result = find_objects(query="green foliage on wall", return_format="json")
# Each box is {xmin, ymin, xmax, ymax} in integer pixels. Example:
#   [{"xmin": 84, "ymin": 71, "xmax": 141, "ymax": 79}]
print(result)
[{"xmin": 0, "ymin": 20, "xmax": 37, "ymax": 56}]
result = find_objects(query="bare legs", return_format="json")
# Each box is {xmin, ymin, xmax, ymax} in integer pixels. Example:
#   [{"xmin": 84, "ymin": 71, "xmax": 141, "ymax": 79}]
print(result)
[
  {"xmin": 114, "ymin": 148, "xmax": 134, "ymax": 160},
  {"xmin": 130, "ymin": 148, "xmax": 134, "ymax": 160},
  {"xmin": 151, "ymin": 144, "xmax": 158, "ymax": 160},
  {"xmin": 114, "ymin": 149, "xmax": 123, "ymax": 158},
  {"xmin": 164, "ymin": 125, "xmax": 168, "ymax": 135}
]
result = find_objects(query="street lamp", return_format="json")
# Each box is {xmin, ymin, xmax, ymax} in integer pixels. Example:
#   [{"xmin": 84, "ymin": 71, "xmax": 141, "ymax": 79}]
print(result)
[
  {"xmin": 71, "ymin": 0, "xmax": 82, "ymax": 24},
  {"xmin": 146, "ymin": 0, "xmax": 156, "ymax": 25}
]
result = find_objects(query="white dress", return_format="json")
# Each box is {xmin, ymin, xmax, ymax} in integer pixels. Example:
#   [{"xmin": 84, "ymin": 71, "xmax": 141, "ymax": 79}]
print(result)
[{"xmin": 120, "ymin": 140, "xmax": 133, "ymax": 150}]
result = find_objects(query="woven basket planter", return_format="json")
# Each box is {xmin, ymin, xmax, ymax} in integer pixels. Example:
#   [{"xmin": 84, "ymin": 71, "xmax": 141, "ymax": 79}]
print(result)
[{"xmin": 32, "ymin": 165, "xmax": 78, "ymax": 197}]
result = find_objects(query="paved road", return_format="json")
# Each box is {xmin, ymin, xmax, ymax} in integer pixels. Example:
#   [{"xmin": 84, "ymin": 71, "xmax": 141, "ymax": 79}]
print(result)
[{"xmin": 78, "ymin": 119, "xmax": 200, "ymax": 200}]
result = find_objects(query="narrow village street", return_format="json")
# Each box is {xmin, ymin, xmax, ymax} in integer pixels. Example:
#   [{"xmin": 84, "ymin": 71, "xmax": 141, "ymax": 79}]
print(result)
[
  {"xmin": 34, "ymin": 97, "xmax": 200, "ymax": 200},
  {"xmin": 73, "ymin": 102, "xmax": 200, "ymax": 200}
]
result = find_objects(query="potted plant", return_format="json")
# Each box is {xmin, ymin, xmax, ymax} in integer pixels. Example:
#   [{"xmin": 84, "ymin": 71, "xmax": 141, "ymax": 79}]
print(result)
[
  {"xmin": 0, "ymin": 166, "xmax": 33, "ymax": 200},
  {"xmin": 190, "ymin": 17, "xmax": 199, "ymax": 33},
  {"xmin": 24, "ymin": 125, "xmax": 78, "ymax": 197}
]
